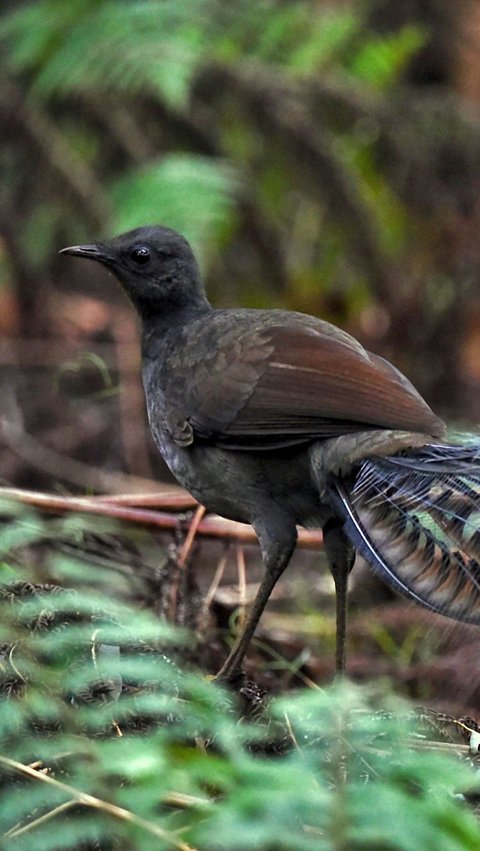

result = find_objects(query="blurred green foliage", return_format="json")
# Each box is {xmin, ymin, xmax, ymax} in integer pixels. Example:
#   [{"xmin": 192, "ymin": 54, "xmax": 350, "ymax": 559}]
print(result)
[
  {"xmin": 5, "ymin": 0, "xmax": 480, "ymax": 430},
  {"xmin": 110, "ymin": 155, "xmax": 238, "ymax": 267},
  {"xmin": 4, "ymin": 0, "xmax": 480, "ymax": 427},
  {"xmin": 0, "ymin": 0, "xmax": 427, "ymax": 281},
  {"xmin": 1, "ymin": 497, "xmax": 480, "ymax": 849}
]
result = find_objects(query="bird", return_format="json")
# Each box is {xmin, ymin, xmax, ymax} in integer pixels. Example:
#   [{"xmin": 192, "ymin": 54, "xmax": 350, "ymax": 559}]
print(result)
[{"xmin": 61, "ymin": 225, "xmax": 480, "ymax": 682}]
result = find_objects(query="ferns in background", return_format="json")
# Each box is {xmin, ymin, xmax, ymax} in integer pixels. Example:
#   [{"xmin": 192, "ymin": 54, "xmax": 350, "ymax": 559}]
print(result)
[
  {"xmin": 0, "ymin": 0, "xmax": 427, "ymax": 283},
  {"xmin": 2, "ymin": 0, "xmax": 209, "ymax": 105},
  {"xmin": 110, "ymin": 155, "xmax": 238, "ymax": 266},
  {"xmin": 2, "ymin": 0, "xmax": 479, "ymax": 427}
]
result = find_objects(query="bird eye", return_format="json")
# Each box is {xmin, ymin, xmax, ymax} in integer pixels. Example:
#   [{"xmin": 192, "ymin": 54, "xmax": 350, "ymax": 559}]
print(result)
[{"xmin": 131, "ymin": 246, "xmax": 151, "ymax": 265}]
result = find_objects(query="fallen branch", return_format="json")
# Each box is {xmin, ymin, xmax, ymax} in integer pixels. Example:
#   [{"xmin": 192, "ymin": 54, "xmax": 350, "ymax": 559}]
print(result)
[{"xmin": 0, "ymin": 486, "xmax": 324, "ymax": 550}]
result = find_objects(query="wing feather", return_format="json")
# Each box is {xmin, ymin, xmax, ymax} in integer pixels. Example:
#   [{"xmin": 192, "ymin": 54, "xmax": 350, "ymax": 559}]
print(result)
[{"xmin": 164, "ymin": 311, "xmax": 444, "ymax": 448}]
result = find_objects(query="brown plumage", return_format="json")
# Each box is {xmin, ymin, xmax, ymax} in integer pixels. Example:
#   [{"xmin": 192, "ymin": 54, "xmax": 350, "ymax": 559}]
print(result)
[
  {"xmin": 153, "ymin": 312, "xmax": 443, "ymax": 448},
  {"xmin": 60, "ymin": 225, "xmax": 480, "ymax": 681}
]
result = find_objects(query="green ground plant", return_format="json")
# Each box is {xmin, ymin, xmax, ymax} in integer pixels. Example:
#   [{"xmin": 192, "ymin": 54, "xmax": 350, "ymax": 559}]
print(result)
[{"xmin": 1, "ymin": 497, "xmax": 480, "ymax": 850}]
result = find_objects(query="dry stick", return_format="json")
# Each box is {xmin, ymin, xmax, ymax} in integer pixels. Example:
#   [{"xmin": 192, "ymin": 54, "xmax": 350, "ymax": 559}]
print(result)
[
  {"xmin": 5, "ymin": 800, "xmax": 77, "ymax": 840},
  {"xmin": 252, "ymin": 638, "xmax": 321, "ymax": 691},
  {"xmin": 0, "ymin": 486, "xmax": 325, "ymax": 550},
  {"xmin": 0, "ymin": 755, "xmax": 198, "ymax": 851},
  {"xmin": 90, "ymin": 628, "xmax": 123, "ymax": 738},
  {"xmin": 8, "ymin": 645, "xmax": 26, "ymax": 684},
  {"xmin": 97, "ymin": 491, "xmax": 197, "ymax": 509},
  {"xmin": 282, "ymin": 708, "xmax": 326, "ymax": 839},
  {"xmin": 283, "ymin": 710, "xmax": 333, "ymax": 809},
  {"xmin": 169, "ymin": 504, "xmax": 207, "ymax": 621},
  {"xmin": 177, "ymin": 505, "xmax": 208, "ymax": 569},
  {"xmin": 235, "ymin": 545, "xmax": 247, "ymax": 633},
  {"xmin": 283, "ymin": 711, "xmax": 303, "ymax": 754},
  {"xmin": 201, "ymin": 548, "xmax": 231, "ymax": 617}
]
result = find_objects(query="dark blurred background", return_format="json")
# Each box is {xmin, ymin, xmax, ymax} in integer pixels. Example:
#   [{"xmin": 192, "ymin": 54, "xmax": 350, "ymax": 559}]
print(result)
[{"xmin": 2, "ymin": 0, "xmax": 480, "ymax": 495}]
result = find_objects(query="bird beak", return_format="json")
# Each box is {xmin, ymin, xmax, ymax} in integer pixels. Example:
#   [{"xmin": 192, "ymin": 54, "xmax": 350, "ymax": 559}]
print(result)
[{"xmin": 59, "ymin": 243, "xmax": 114, "ymax": 266}]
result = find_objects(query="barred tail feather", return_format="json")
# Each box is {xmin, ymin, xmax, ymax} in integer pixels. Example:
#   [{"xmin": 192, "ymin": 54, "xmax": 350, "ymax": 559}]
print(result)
[{"xmin": 330, "ymin": 441, "xmax": 480, "ymax": 624}]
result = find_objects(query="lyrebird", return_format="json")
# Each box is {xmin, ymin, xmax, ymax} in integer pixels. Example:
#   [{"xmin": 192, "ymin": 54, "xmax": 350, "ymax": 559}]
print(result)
[{"xmin": 61, "ymin": 225, "xmax": 480, "ymax": 682}]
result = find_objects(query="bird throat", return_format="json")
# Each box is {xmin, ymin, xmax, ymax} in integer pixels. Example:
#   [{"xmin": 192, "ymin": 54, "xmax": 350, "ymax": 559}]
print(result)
[
  {"xmin": 140, "ymin": 296, "xmax": 212, "ymax": 359},
  {"xmin": 120, "ymin": 269, "xmax": 211, "ymax": 327}
]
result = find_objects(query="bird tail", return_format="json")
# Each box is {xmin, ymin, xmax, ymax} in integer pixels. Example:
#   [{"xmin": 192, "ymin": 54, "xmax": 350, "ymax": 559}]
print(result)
[{"xmin": 329, "ymin": 441, "xmax": 480, "ymax": 624}]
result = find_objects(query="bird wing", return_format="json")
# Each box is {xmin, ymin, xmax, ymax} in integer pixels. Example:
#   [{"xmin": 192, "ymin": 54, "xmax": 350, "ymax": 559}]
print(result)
[{"xmin": 165, "ymin": 312, "xmax": 444, "ymax": 449}]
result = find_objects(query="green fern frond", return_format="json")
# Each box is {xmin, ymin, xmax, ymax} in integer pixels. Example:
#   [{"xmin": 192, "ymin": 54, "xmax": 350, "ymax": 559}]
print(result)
[
  {"xmin": 1, "ymin": 502, "xmax": 480, "ymax": 849},
  {"xmin": 110, "ymin": 154, "xmax": 239, "ymax": 266},
  {"xmin": 2, "ymin": 0, "xmax": 209, "ymax": 105}
]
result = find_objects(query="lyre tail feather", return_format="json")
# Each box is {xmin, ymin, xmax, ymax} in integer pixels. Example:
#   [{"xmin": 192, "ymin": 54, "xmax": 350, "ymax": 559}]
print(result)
[
  {"xmin": 330, "ymin": 477, "xmax": 443, "ymax": 614},
  {"xmin": 329, "ymin": 440, "xmax": 480, "ymax": 624}
]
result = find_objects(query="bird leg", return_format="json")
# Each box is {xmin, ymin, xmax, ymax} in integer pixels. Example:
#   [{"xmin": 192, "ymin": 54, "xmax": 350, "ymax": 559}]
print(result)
[
  {"xmin": 322, "ymin": 518, "xmax": 355, "ymax": 676},
  {"xmin": 215, "ymin": 532, "xmax": 295, "ymax": 684}
]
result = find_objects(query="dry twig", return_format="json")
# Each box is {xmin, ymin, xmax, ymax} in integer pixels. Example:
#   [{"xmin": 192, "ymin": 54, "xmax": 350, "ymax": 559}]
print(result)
[{"xmin": 0, "ymin": 754, "xmax": 200, "ymax": 850}]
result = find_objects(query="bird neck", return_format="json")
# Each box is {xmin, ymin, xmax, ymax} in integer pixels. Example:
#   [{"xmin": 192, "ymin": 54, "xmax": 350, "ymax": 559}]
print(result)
[
  {"xmin": 140, "ymin": 295, "xmax": 212, "ymax": 359},
  {"xmin": 120, "ymin": 260, "xmax": 212, "ymax": 337}
]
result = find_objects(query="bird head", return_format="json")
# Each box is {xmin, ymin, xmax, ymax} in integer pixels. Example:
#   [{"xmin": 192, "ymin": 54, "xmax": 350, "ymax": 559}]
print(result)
[{"xmin": 60, "ymin": 225, "xmax": 208, "ymax": 318}]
